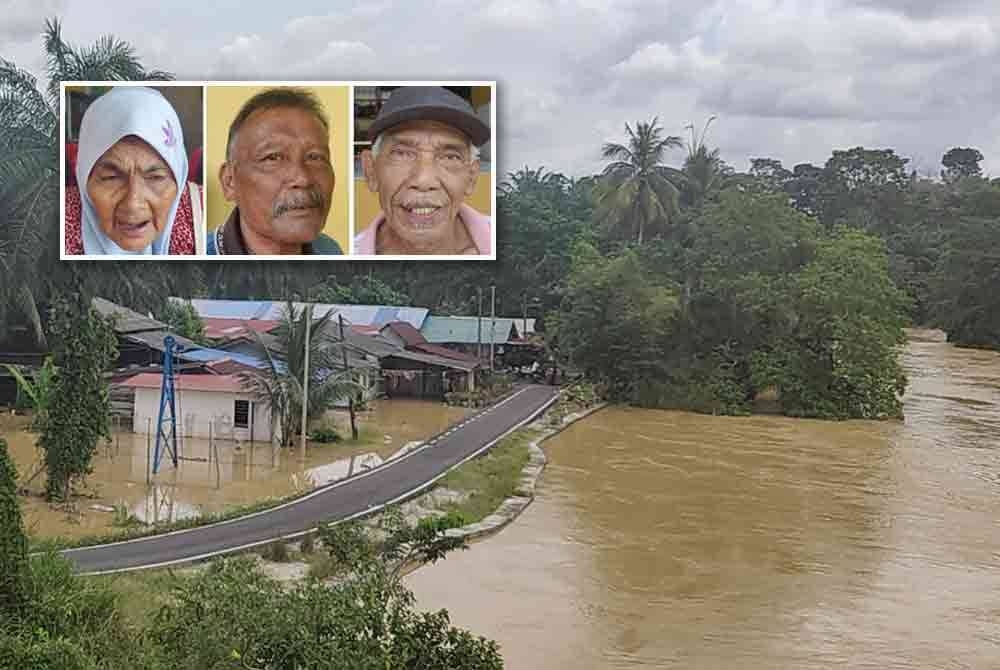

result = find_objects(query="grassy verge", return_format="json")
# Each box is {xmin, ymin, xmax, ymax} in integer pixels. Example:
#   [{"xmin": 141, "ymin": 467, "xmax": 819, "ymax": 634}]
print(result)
[
  {"xmin": 29, "ymin": 494, "xmax": 295, "ymax": 552},
  {"xmin": 88, "ymin": 568, "xmax": 183, "ymax": 625},
  {"xmin": 437, "ymin": 428, "xmax": 537, "ymax": 524}
]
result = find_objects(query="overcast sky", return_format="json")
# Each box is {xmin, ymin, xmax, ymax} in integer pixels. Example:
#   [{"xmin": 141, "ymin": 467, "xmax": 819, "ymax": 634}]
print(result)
[{"xmin": 4, "ymin": 0, "xmax": 999, "ymax": 179}]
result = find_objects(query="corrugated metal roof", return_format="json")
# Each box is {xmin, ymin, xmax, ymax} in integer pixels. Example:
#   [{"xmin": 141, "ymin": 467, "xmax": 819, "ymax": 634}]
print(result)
[
  {"xmin": 118, "ymin": 373, "xmax": 250, "ymax": 394},
  {"xmin": 381, "ymin": 321, "xmax": 426, "ymax": 347},
  {"xmin": 383, "ymin": 349, "xmax": 479, "ymax": 372},
  {"xmin": 122, "ymin": 331, "xmax": 200, "ymax": 352},
  {"xmin": 175, "ymin": 298, "xmax": 429, "ymax": 329},
  {"xmin": 178, "ymin": 299, "xmax": 276, "ymax": 320},
  {"xmin": 176, "ymin": 347, "xmax": 270, "ymax": 370},
  {"xmin": 411, "ymin": 342, "xmax": 481, "ymax": 364},
  {"xmin": 202, "ymin": 318, "xmax": 279, "ymax": 340},
  {"xmin": 93, "ymin": 297, "xmax": 166, "ymax": 334},
  {"xmin": 420, "ymin": 316, "xmax": 520, "ymax": 345}
]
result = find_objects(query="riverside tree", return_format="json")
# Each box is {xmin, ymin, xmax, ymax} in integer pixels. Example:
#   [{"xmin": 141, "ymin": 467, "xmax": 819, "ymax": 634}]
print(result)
[
  {"xmin": 0, "ymin": 437, "xmax": 28, "ymax": 617},
  {"xmin": 38, "ymin": 292, "xmax": 118, "ymax": 501}
]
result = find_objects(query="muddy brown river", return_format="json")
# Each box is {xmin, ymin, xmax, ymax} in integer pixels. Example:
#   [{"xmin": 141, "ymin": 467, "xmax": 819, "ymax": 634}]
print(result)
[{"xmin": 408, "ymin": 330, "xmax": 1000, "ymax": 668}]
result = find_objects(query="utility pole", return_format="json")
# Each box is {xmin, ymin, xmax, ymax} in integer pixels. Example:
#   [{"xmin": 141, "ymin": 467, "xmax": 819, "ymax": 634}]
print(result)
[
  {"xmin": 299, "ymin": 304, "xmax": 312, "ymax": 462},
  {"xmin": 477, "ymin": 287, "xmax": 483, "ymax": 362},
  {"xmin": 339, "ymin": 314, "xmax": 358, "ymax": 440},
  {"xmin": 490, "ymin": 285, "xmax": 496, "ymax": 372},
  {"xmin": 522, "ymin": 292, "xmax": 528, "ymax": 340}
]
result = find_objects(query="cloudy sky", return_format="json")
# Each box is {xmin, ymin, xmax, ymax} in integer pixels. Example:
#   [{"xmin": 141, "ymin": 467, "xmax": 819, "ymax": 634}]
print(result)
[{"xmin": 4, "ymin": 0, "xmax": 999, "ymax": 179}]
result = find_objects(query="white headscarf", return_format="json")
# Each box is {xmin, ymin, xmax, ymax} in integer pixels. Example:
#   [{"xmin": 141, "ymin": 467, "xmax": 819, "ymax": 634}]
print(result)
[{"xmin": 75, "ymin": 87, "xmax": 189, "ymax": 255}]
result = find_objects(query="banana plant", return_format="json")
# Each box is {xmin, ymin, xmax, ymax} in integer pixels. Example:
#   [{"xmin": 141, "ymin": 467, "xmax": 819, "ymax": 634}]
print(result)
[{"xmin": 4, "ymin": 358, "xmax": 57, "ymax": 430}]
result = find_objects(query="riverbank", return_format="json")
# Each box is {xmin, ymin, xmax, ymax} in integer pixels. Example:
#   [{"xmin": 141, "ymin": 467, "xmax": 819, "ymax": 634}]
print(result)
[
  {"xmin": 262, "ymin": 390, "xmax": 606, "ymax": 582},
  {"xmin": 404, "ymin": 331, "xmax": 1000, "ymax": 669},
  {"xmin": 6, "ymin": 399, "xmax": 471, "ymax": 547},
  {"xmin": 90, "ymin": 388, "xmax": 604, "ymax": 608}
]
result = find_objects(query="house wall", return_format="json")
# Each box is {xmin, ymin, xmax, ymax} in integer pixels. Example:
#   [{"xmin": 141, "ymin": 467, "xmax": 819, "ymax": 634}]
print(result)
[{"xmin": 134, "ymin": 387, "xmax": 273, "ymax": 443}]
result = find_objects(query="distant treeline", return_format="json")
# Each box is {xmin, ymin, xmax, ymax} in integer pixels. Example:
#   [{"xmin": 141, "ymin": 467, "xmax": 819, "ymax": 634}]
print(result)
[{"xmin": 2, "ymin": 21, "xmax": 997, "ymax": 417}]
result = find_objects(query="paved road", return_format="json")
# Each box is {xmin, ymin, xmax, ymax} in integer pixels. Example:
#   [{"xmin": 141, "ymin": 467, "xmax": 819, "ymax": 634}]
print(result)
[{"xmin": 62, "ymin": 385, "xmax": 559, "ymax": 575}]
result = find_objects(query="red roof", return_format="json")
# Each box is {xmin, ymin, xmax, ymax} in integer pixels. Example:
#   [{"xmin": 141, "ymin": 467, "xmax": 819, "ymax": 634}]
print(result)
[
  {"xmin": 411, "ymin": 342, "xmax": 481, "ymax": 364},
  {"xmin": 118, "ymin": 373, "xmax": 249, "ymax": 394},
  {"xmin": 379, "ymin": 321, "xmax": 479, "ymax": 364},
  {"xmin": 203, "ymin": 318, "xmax": 279, "ymax": 340}
]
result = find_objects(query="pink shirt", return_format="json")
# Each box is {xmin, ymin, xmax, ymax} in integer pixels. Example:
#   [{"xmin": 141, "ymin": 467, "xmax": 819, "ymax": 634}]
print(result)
[{"xmin": 354, "ymin": 203, "xmax": 492, "ymax": 255}]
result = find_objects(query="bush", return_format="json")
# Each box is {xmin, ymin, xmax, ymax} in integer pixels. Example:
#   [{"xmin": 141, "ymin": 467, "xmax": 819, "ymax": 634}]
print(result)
[
  {"xmin": 261, "ymin": 540, "xmax": 290, "ymax": 563},
  {"xmin": 308, "ymin": 426, "xmax": 340, "ymax": 443}
]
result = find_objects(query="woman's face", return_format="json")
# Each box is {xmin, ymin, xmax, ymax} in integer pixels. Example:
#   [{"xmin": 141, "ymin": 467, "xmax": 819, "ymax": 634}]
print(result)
[{"xmin": 86, "ymin": 135, "xmax": 178, "ymax": 252}]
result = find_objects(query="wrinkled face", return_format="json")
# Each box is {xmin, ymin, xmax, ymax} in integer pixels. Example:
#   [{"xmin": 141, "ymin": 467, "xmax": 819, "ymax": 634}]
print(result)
[
  {"xmin": 86, "ymin": 135, "xmax": 178, "ymax": 252},
  {"xmin": 220, "ymin": 106, "xmax": 334, "ymax": 246},
  {"xmin": 362, "ymin": 120, "xmax": 479, "ymax": 251}
]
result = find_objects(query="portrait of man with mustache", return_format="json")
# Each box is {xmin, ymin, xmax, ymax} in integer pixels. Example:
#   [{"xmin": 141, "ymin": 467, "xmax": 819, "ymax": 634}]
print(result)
[
  {"xmin": 356, "ymin": 86, "xmax": 492, "ymax": 256},
  {"xmin": 210, "ymin": 87, "xmax": 343, "ymax": 255}
]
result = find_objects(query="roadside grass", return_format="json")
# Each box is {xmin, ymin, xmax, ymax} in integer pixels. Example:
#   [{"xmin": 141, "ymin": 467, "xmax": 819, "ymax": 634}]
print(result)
[
  {"xmin": 437, "ymin": 428, "xmax": 537, "ymax": 524},
  {"xmin": 87, "ymin": 568, "xmax": 183, "ymax": 625}
]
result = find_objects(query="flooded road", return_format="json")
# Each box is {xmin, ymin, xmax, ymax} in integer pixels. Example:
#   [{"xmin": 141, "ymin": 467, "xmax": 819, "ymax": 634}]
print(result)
[
  {"xmin": 408, "ymin": 330, "xmax": 1000, "ymax": 668},
  {"xmin": 4, "ymin": 398, "xmax": 468, "ymax": 539}
]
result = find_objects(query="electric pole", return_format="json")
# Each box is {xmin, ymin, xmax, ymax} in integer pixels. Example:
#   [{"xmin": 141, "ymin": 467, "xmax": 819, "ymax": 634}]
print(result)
[
  {"xmin": 522, "ymin": 292, "xmax": 528, "ymax": 340},
  {"xmin": 490, "ymin": 285, "xmax": 496, "ymax": 372},
  {"xmin": 477, "ymin": 287, "xmax": 483, "ymax": 362},
  {"xmin": 339, "ymin": 314, "xmax": 358, "ymax": 440},
  {"xmin": 299, "ymin": 304, "xmax": 311, "ymax": 462}
]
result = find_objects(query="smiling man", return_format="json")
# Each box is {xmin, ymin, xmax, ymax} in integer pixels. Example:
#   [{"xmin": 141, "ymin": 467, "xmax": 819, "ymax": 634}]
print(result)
[
  {"xmin": 356, "ymin": 86, "xmax": 492, "ymax": 256},
  {"xmin": 210, "ymin": 87, "xmax": 343, "ymax": 255}
]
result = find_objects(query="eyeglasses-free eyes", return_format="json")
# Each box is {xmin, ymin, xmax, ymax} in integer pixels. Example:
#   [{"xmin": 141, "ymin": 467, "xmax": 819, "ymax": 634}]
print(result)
[{"xmin": 381, "ymin": 145, "xmax": 473, "ymax": 173}]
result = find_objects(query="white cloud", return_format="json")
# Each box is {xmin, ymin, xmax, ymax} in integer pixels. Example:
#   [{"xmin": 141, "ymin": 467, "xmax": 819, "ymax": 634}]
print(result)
[
  {"xmin": 0, "ymin": 0, "xmax": 66, "ymax": 42},
  {"xmin": 483, "ymin": 0, "xmax": 552, "ymax": 29},
  {"xmin": 7, "ymin": 0, "xmax": 999, "ymax": 180},
  {"xmin": 292, "ymin": 41, "xmax": 379, "ymax": 77}
]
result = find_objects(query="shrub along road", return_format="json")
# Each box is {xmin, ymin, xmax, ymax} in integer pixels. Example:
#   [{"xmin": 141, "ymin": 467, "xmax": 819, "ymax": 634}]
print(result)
[{"xmin": 62, "ymin": 385, "xmax": 559, "ymax": 575}]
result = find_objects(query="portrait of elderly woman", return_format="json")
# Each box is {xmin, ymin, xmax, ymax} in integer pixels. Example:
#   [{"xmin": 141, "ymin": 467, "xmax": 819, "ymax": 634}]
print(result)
[{"xmin": 64, "ymin": 86, "xmax": 204, "ymax": 256}]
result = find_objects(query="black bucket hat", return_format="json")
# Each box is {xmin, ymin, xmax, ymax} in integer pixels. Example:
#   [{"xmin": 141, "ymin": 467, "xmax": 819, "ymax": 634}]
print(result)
[{"xmin": 367, "ymin": 86, "xmax": 490, "ymax": 147}]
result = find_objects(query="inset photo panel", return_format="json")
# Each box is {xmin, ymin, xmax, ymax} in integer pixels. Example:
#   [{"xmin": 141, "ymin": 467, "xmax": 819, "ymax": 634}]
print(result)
[
  {"xmin": 205, "ymin": 84, "xmax": 350, "ymax": 257},
  {"xmin": 62, "ymin": 83, "xmax": 205, "ymax": 258},
  {"xmin": 353, "ymin": 83, "xmax": 495, "ymax": 258}
]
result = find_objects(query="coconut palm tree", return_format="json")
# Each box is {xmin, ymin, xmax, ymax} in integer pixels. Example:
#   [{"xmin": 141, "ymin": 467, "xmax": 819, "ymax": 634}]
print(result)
[
  {"xmin": 594, "ymin": 117, "xmax": 684, "ymax": 244},
  {"xmin": 0, "ymin": 18, "xmax": 172, "ymax": 344},
  {"xmin": 680, "ymin": 116, "xmax": 732, "ymax": 209},
  {"xmin": 238, "ymin": 302, "xmax": 364, "ymax": 449},
  {"xmin": 500, "ymin": 166, "xmax": 569, "ymax": 198}
]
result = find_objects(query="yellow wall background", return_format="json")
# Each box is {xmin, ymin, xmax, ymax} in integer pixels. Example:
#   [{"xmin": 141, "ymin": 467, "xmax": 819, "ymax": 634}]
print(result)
[
  {"xmin": 205, "ymin": 86, "xmax": 350, "ymax": 251},
  {"xmin": 354, "ymin": 173, "xmax": 493, "ymax": 234}
]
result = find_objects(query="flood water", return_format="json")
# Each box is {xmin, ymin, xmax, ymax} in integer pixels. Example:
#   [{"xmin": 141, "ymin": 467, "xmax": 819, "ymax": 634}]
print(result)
[
  {"xmin": 3, "ymin": 399, "xmax": 468, "ymax": 539},
  {"xmin": 408, "ymin": 330, "xmax": 1000, "ymax": 668}
]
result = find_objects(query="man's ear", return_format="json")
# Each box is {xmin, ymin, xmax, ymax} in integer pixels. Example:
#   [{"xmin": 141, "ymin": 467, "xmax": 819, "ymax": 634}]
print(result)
[
  {"xmin": 361, "ymin": 150, "xmax": 378, "ymax": 193},
  {"xmin": 219, "ymin": 161, "xmax": 237, "ymax": 201},
  {"xmin": 464, "ymin": 159, "xmax": 480, "ymax": 198}
]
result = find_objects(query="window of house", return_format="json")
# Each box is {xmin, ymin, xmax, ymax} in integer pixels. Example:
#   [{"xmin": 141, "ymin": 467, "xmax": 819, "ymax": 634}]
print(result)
[{"xmin": 234, "ymin": 399, "xmax": 249, "ymax": 429}]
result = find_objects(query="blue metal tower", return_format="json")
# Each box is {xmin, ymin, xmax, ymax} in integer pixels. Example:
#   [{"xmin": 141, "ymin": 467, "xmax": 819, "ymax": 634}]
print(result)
[{"xmin": 153, "ymin": 335, "xmax": 179, "ymax": 474}]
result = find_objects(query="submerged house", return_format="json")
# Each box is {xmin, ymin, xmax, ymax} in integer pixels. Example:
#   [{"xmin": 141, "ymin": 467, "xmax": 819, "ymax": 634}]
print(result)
[{"xmin": 121, "ymin": 372, "xmax": 274, "ymax": 443}]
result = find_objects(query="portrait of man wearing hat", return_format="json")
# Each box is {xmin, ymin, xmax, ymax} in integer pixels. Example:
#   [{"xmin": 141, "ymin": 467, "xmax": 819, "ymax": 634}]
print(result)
[{"xmin": 356, "ymin": 86, "xmax": 492, "ymax": 256}]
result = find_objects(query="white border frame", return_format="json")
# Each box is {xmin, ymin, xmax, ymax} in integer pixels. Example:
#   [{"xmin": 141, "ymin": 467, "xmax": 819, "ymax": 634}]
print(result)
[{"xmin": 59, "ymin": 80, "xmax": 497, "ymax": 262}]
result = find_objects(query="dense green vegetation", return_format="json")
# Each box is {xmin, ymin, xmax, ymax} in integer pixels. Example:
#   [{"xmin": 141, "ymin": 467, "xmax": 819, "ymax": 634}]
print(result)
[
  {"xmin": 38, "ymin": 293, "xmax": 118, "ymax": 500},
  {"xmin": 2, "ymin": 17, "xmax": 998, "ymax": 417}
]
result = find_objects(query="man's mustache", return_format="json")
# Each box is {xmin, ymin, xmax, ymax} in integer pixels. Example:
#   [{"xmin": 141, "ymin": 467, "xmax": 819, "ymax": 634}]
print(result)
[{"xmin": 273, "ymin": 190, "xmax": 325, "ymax": 217}]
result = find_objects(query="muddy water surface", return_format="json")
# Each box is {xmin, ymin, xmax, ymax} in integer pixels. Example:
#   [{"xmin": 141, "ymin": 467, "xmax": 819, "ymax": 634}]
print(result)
[
  {"xmin": 408, "ymin": 330, "xmax": 1000, "ymax": 668},
  {"xmin": 4, "ymin": 399, "xmax": 468, "ymax": 539}
]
